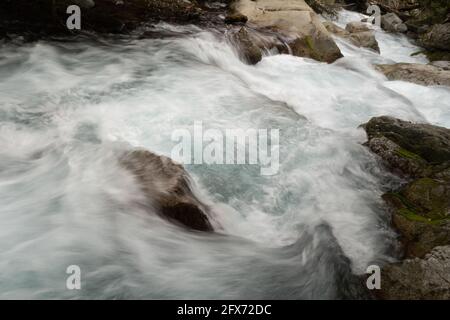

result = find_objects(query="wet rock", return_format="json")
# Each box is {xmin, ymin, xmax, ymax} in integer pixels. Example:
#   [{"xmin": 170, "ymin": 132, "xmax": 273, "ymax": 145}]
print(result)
[
  {"xmin": 324, "ymin": 21, "xmax": 380, "ymax": 53},
  {"xmin": 230, "ymin": 27, "xmax": 264, "ymax": 64},
  {"xmin": 323, "ymin": 22, "xmax": 349, "ymax": 37},
  {"xmin": 381, "ymin": 13, "xmax": 408, "ymax": 33},
  {"xmin": 430, "ymin": 61, "xmax": 450, "ymax": 70},
  {"xmin": 362, "ymin": 117, "xmax": 450, "ymax": 299},
  {"xmin": 377, "ymin": 245, "xmax": 450, "ymax": 299},
  {"xmin": 349, "ymin": 31, "xmax": 380, "ymax": 53},
  {"xmin": 364, "ymin": 116, "xmax": 450, "ymax": 167},
  {"xmin": 419, "ymin": 23, "xmax": 450, "ymax": 51},
  {"xmin": 120, "ymin": 149, "xmax": 214, "ymax": 232},
  {"xmin": 383, "ymin": 182, "xmax": 450, "ymax": 258},
  {"xmin": 345, "ymin": 21, "xmax": 371, "ymax": 33},
  {"xmin": 225, "ymin": 12, "xmax": 248, "ymax": 24},
  {"xmin": 231, "ymin": 0, "xmax": 343, "ymax": 63},
  {"xmin": 375, "ymin": 63, "xmax": 450, "ymax": 86},
  {"xmin": 362, "ymin": 116, "xmax": 450, "ymax": 260}
]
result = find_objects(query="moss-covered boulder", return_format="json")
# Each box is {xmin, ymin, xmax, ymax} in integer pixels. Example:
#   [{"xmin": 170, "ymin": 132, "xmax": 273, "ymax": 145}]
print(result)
[
  {"xmin": 362, "ymin": 116, "xmax": 450, "ymax": 255},
  {"xmin": 363, "ymin": 116, "xmax": 450, "ymax": 299},
  {"xmin": 364, "ymin": 116, "xmax": 450, "ymax": 167}
]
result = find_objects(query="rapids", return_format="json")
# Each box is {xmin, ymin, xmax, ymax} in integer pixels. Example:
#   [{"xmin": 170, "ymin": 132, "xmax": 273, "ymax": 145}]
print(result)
[{"xmin": 0, "ymin": 10, "xmax": 449, "ymax": 299}]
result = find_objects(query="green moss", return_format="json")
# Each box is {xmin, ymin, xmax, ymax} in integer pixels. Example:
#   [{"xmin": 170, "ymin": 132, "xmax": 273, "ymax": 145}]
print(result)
[
  {"xmin": 414, "ymin": 177, "xmax": 438, "ymax": 187},
  {"xmin": 397, "ymin": 208, "xmax": 448, "ymax": 225},
  {"xmin": 395, "ymin": 148, "xmax": 424, "ymax": 161},
  {"xmin": 305, "ymin": 36, "xmax": 315, "ymax": 52},
  {"xmin": 410, "ymin": 50, "xmax": 425, "ymax": 57}
]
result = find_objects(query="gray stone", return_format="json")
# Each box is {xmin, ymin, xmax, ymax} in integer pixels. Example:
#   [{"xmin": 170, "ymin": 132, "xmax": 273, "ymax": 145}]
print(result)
[
  {"xmin": 381, "ymin": 12, "xmax": 408, "ymax": 33},
  {"xmin": 378, "ymin": 246, "xmax": 450, "ymax": 300},
  {"xmin": 375, "ymin": 63, "xmax": 450, "ymax": 87},
  {"xmin": 419, "ymin": 23, "xmax": 450, "ymax": 51}
]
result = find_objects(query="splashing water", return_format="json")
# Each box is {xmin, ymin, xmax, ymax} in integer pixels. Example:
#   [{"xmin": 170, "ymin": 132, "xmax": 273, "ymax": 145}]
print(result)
[{"xmin": 0, "ymin": 13, "xmax": 449, "ymax": 299}]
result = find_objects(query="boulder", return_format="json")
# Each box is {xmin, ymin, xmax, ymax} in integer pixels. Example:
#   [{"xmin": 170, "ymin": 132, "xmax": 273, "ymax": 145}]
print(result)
[
  {"xmin": 383, "ymin": 182, "xmax": 450, "ymax": 258},
  {"xmin": 323, "ymin": 21, "xmax": 349, "ymax": 37},
  {"xmin": 230, "ymin": 0, "xmax": 343, "ymax": 63},
  {"xmin": 324, "ymin": 21, "xmax": 380, "ymax": 53},
  {"xmin": 430, "ymin": 61, "xmax": 450, "ymax": 70},
  {"xmin": 362, "ymin": 116, "xmax": 450, "ymax": 259},
  {"xmin": 375, "ymin": 63, "xmax": 450, "ymax": 86},
  {"xmin": 345, "ymin": 21, "xmax": 371, "ymax": 33},
  {"xmin": 381, "ymin": 13, "xmax": 408, "ymax": 33},
  {"xmin": 120, "ymin": 149, "xmax": 214, "ymax": 232},
  {"xmin": 349, "ymin": 31, "xmax": 380, "ymax": 53},
  {"xmin": 225, "ymin": 12, "xmax": 249, "ymax": 24},
  {"xmin": 364, "ymin": 116, "xmax": 450, "ymax": 167},
  {"xmin": 419, "ymin": 23, "xmax": 450, "ymax": 51},
  {"xmin": 377, "ymin": 245, "xmax": 450, "ymax": 299},
  {"xmin": 230, "ymin": 27, "xmax": 265, "ymax": 64}
]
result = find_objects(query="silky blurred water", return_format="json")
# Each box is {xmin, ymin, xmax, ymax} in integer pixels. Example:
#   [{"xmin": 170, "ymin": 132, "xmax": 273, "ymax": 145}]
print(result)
[{"xmin": 0, "ymin": 12, "xmax": 449, "ymax": 299}]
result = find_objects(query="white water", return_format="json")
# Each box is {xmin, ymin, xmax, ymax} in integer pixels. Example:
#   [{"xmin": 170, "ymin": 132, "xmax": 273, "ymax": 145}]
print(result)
[{"xmin": 1, "ymin": 12, "xmax": 450, "ymax": 299}]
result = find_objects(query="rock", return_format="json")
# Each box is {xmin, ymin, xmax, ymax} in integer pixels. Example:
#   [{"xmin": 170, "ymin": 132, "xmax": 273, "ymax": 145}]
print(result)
[
  {"xmin": 381, "ymin": 13, "xmax": 408, "ymax": 33},
  {"xmin": 349, "ymin": 31, "xmax": 380, "ymax": 53},
  {"xmin": 120, "ymin": 149, "xmax": 214, "ymax": 232},
  {"xmin": 383, "ymin": 182, "xmax": 450, "ymax": 258},
  {"xmin": 430, "ymin": 61, "xmax": 450, "ymax": 70},
  {"xmin": 225, "ymin": 12, "xmax": 248, "ymax": 24},
  {"xmin": 419, "ymin": 23, "xmax": 450, "ymax": 51},
  {"xmin": 377, "ymin": 246, "xmax": 450, "ymax": 299},
  {"xmin": 345, "ymin": 21, "xmax": 371, "ymax": 33},
  {"xmin": 324, "ymin": 21, "xmax": 380, "ymax": 53},
  {"xmin": 364, "ymin": 116, "xmax": 450, "ymax": 167},
  {"xmin": 323, "ymin": 21, "xmax": 349, "ymax": 37},
  {"xmin": 375, "ymin": 63, "xmax": 450, "ymax": 86},
  {"xmin": 304, "ymin": 0, "xmax": 338, "ymax": 16},
  {"xmin": 231, "ymin": 0, "xmax": 343, "ymax": 63},
  {"xmin": 362, "ymin": 116, "xmax": 450, "ymax": 259},
  {"xmin": 230, "ymin": 27, "xmax": 264, "ymax": 64},
  {"xmin": 364, "ymin": 135, "xmax": 429, "ymax": 177}
]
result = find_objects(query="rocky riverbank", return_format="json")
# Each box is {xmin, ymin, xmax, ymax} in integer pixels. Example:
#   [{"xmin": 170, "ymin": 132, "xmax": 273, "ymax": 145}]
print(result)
[{"xmin": 362, "ymin": 116, "xmax": 450, "ymax": 299}]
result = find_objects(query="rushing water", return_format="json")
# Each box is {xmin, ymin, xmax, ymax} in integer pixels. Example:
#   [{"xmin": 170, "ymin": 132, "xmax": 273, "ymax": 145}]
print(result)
[{"xmin": 1, "ymin": 11, "xmax": 450, "ymax": 299}]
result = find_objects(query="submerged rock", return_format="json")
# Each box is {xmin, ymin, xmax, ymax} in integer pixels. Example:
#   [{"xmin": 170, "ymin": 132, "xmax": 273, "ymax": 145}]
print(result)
[
  {"xmin": 230, "ymin": 0, "xmax": 343, "ymax": 63},
  {"xmin": 377, "ymin": 245, "xmax": 450, "ymax": 299},
  {"xmin": 375, "ymin": 63, "xmax": 450, "ymax": 86},
  {"xmin": 120, "ymin": 149, "xmax": 214, "ymax": 232}
]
